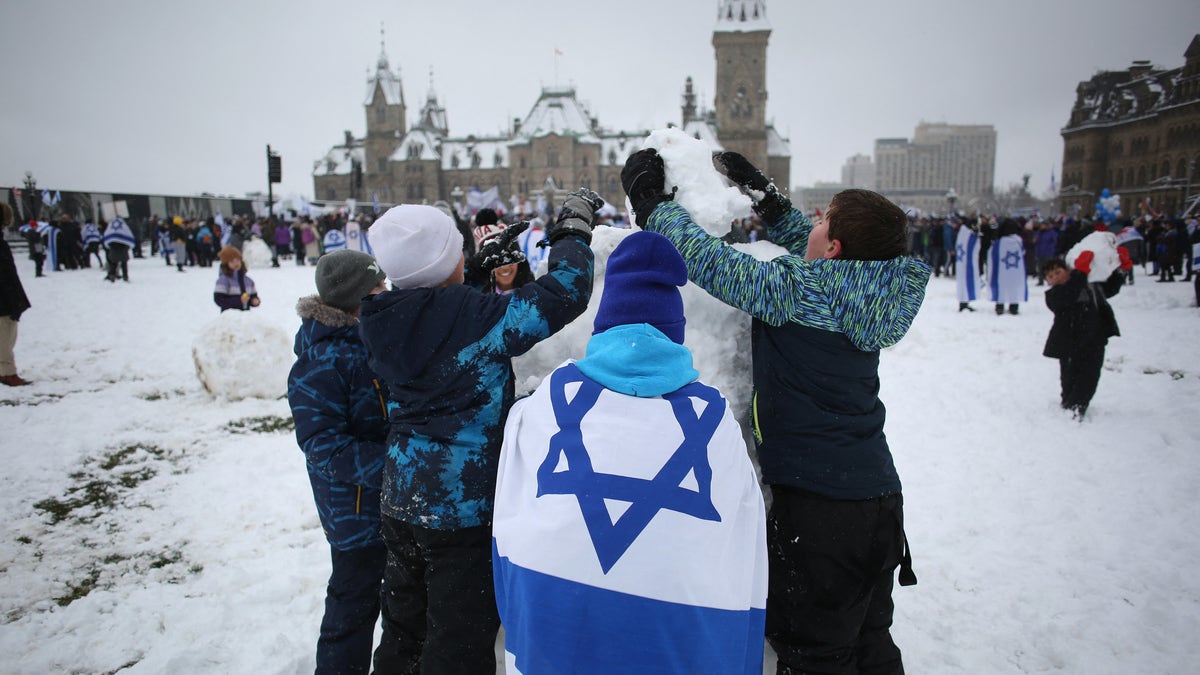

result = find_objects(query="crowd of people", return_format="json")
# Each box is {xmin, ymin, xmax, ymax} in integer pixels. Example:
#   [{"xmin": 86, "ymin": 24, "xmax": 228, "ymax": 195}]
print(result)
[{"xmin": 5, "ymin": 166, "xmax": 1199, "ymax": 673}]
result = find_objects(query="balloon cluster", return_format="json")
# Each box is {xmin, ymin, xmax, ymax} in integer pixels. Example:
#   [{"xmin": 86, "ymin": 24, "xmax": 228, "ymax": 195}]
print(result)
[{"xmin": 1094, "ymin": 188, "xmax": 1121, "ymax": 223}]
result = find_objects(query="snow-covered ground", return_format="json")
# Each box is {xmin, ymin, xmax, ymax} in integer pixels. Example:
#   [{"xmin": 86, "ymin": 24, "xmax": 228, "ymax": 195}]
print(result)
[{"xmin": 1, "ymin": 245, "xmax": 1198, "ymax": 674}]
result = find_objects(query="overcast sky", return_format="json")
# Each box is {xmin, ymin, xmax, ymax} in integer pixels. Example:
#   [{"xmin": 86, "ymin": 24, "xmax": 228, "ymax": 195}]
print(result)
[{"xmin": 3, "ymin": 0, "xmax": 1198, "ymax": 202}]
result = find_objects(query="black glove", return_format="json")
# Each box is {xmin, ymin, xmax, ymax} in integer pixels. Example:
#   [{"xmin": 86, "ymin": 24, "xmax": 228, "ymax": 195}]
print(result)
[
  {"xmin": 466, "ymin": 221, "xmax": 530, "ymax": 283},
  {"xmin": 621, "ymin": 149, "xmax": 673, "ymax": 227},
  {"xmin": 546, "ymin": 187, "xmax": 604, "ymax": 246},
  {"xmin": 714, "ymin": 151, "xmax": 791, "ymax": 222}
]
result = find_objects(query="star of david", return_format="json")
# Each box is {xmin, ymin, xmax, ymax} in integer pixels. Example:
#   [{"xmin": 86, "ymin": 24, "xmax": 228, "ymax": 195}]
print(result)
[
  {"xmin": 536, "ymin": 365, "xmax": 722, "ymax": 573},
  {"xmin": 956, "ymin": 244, "xmax": 967, "ymax": 259},
  {"xmin": 1002, "ymin": 250, "xmax": 1023, "ymax": 270}
]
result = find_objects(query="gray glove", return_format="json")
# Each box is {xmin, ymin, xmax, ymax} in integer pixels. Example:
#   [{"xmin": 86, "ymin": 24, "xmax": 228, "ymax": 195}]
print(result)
[{"xmin": 545, "ymin": 187, "xmax": 605, "ymax": 246}]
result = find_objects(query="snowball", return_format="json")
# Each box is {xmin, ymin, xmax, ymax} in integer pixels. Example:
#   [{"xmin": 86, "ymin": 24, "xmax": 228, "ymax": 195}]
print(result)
[
  {"xmin": 192, "ymin": 311, "xmax": 293, "ymax": 400},
  {"xmin": 241, "ymin": 237, "xmax": 275, "ymax": 270},
  {"xmin": 643, "ymin": 128, "xmax": 752, "ymax": 235},
  {"xmin": 1065, "ymin": 231, "xmax": 1121, "ymax": 282}
]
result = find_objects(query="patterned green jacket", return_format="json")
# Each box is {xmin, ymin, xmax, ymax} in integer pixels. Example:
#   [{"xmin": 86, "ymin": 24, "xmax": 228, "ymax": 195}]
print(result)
[{"xmin": 643, "ymin": 200, "xmax": 932, "ymax": 498}]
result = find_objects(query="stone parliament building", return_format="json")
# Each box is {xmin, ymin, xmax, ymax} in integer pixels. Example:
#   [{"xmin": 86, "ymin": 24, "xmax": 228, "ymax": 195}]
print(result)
[
  {"xmin": 1059, "ymin": 34, "xmax": 1200, "ymax": 217},
  {"xmin": 312, "ymin": 0, "xmax": 790, "ymax": 212}
]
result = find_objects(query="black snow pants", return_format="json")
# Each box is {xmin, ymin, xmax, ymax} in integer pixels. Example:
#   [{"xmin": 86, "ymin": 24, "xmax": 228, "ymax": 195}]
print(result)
[
  {"xmin": 372, "ymin": 516, "xmax": 499, "ymax": 675},
  {"xmin": 766, "ymin": 485, "xmax": 912, "ymax": 675},
  {"xmin": 1059, "ymin": 342, "xmax": 1106, "ymax": 415}
]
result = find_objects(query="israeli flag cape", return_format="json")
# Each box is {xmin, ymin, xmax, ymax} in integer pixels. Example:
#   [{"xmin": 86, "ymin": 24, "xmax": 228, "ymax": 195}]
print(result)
[
  {"xmin": 493, "ymin": 360, "xmax": 767, "ymax": 675},
  {"xmin": 344, "ymin": 221, "xmax": 373, "ymax": 255},
  {"xmin": 988, "ymin": 233, "xmax": 1028, "ymax": 304},
  {"xmin": 42, "ymin": 223, "xmax": 60, "ymax": 270},
  {"xmin": 517, "ymin": 224, "xmax": 549, "ymax": 275},
  {"xmin": 322, "ymin": 228, "xmax": 347, "ymax": 252},
  {"xmin": 955, "ymin": 225, "xmax": 981, "ymax": 302},
  {"xmin": 81, "ymin": 222, "xmax": 101, "ymax": 247},
  {"xmin": 1116, "ymin": 225, "xmax": 1143, "ymax": 244},
  {"xmin": 102, "ymin": 218, "xmax": 136, "ymax": 249},
  {"xmin": 157, "ymin": 228, "xmax": 171, "ymax": 258},
  {"xmin": 215, "ymin": 212, "xmax": 231, "ymax": 248}
]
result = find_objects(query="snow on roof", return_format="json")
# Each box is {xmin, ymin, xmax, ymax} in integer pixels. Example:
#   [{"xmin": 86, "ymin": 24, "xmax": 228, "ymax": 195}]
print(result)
[
  {"xmin": 767, "ymin": 125, "xmax": 791, "ymax": 158},
  {"xmin": 599, "ymin": 134, "xmax": 647, "ymax": 167},
  {"xmin": 312, "ymin": 143, "xmax": 363, "ymax": 177},
  {"xmin": 391, "ymin": 129, "xmax": 442, "ymax": 162},
  {"xmin": 440, "ymin": 138, "xmax": 509, "ymax": 171},
  {"xmin": 516, "ymin": 86, "xmax": 600, "ymax": 142},
  {"xmin": 715, "ymin": 0, "xmax": 770, "ymax": 33},
  {"xmin": 681, "ymin": 119, "xmax": 723, "ymax": 151},
  {"xmin": 364, "ymin": 51, "xmax": 404, "ymax": 107}
]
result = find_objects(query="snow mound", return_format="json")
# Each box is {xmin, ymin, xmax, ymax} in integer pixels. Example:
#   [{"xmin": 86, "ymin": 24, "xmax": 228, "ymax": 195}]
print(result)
[
  {"xmin": 513, "ymin": 227, "xmax": 787, "ymax": 430},
  {"xmin": 241, "ymin": 237, "xmax": 275, "ymax": 270},
  {"xmin": 192, "ymin": 310, "xmax": 293, "ymax": 400},
  {"xmin": 643, "ymin": 127, "xmax": 752, "ymax": 235},
  {"xmin": 1065, "ymin": 231, "xmax": 1121, "ymax": 282}
]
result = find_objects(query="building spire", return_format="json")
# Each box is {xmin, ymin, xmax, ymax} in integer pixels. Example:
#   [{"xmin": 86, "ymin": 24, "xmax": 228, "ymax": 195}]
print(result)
[{"xmin": 377, "ymin": 21, "xmax": 389, "ymax": 70}]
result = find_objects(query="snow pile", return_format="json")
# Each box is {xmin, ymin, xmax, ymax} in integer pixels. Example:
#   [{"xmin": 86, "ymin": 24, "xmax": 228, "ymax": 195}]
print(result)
[
  {"xmin": 643, "ymin": 127, "xmax": 752, "ymax": 234},
  {"xmin": 516, "ymin": 131, "xmax": 786, "ymax": 426},
  {"xmin": 192, "ymin": 310, "xmax": 293, "ymax": 400},
  {"xmin": 241, "ymin": 237, "xmax": 275, "ymax": 271},
  {"xmin": 1066, "ymin": 230, "xmax": 1121, "ymax": 282}
]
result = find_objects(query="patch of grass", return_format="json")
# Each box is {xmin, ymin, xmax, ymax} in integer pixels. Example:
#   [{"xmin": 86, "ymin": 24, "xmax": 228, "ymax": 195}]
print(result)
[
  {"xmin": 16, "ymin": 535, "xmax": 31, "ymax": 544},
  {"xmin": 33, "ymin": 445, "xmax": 165, "ymax": 525},
  {"xmin": 101, "ymin": 659, "xmax": 143, "ymax": 675},
  {"xmin": 55, "ymin": 567, "xmax": 101, "ymax": 607},
  {"xmin": 226, "ymin": 415, "xmax": 295, "ymax": 434}
]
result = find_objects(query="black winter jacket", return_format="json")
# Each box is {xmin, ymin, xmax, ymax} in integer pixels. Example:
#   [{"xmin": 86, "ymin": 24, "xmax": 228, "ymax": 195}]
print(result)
[{"xmin": 1043, "ymin": 269, "xmax": 1122, "ymax": 359}]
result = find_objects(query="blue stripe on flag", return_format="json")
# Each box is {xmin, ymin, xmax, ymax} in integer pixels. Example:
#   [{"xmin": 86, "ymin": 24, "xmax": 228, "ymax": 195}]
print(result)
[{"xmin": 494, "ymin": 542, "xmax": 765, "ymax": 675}]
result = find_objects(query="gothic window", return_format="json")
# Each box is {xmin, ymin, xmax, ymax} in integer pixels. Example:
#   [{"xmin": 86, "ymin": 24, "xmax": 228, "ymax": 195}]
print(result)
[
  {"xmin": 451, "ymin": 154, "xmax": 460, "ymax": 169},
  {"xmin": 471, "ymin": 152, "xmax": 481, "ymax": 168},
  {"xmin": 520, "ymin": 156, "xmax": 526, "ymax": 169},
  {"xmin": 1179, "ymin": 159, "xmax": 1189, "ymax": 179},
  {"xmin": 1162, "ymin": 160, "xmax": 1171, "ymax": 178},
  {"xmin": 376, "ymin": 105, "xmax": 386, "ymax": 124},
  {"xmin": 548, "ymin": 146, "xmax": 559, "ymax": 168},
  {"xmin": 495, "ymin": 151, "xmax": 503, "ymax": 166},
  {"xmin": 408, "ymin": 143, "xmax": 423, "ymax": 160},
  {"xmin": 608, "ymin": 149, "xmax": 617, "ymax": 164},
  {"xmin": 378, "ymin": 158, "xmax": 387, "ymax": 173}
]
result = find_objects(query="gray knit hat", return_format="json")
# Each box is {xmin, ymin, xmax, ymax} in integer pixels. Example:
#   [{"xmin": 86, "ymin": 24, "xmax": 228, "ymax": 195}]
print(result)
[{"xmin": 315, "ymin": 250, "xmax": 387, "ymax": 312}]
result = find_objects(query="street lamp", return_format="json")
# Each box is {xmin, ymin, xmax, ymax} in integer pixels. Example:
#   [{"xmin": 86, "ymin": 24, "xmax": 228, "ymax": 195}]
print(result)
[
  {"xmin": 22, "ymin": 171, "xmax": 39, "ymax": 222},
  {"xmin": 945, "ymin": 187, "xmax": 958, "ymax": 217}
]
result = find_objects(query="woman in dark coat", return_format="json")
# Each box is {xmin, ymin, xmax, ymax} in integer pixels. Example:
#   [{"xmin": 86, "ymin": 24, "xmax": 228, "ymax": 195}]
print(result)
[{"xmin": 0, "ymin": 203, "xmax": 33, "ymax": 386}]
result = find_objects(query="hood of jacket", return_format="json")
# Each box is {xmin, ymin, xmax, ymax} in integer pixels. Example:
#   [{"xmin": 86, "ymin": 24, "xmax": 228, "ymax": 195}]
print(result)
[
  {"xmin": 356, "ymin": 284, "xmax": 493, "ymax": 384},
  {"xmin": 293, "ymin": 294, "xmax": 360, "ymax": 355},
  {"xmin": 576, "ymin": 324, "xmax": 698, "ymax": 397},
  {"xmin": 808, "ymin": 255, "xmax": 931, "ymax": 352}
]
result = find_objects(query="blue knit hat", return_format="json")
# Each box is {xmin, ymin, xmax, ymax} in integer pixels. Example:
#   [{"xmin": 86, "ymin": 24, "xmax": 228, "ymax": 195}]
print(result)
[{"xmin": 593, "ymin": 231, "xmax": 687, "ymax": 344}]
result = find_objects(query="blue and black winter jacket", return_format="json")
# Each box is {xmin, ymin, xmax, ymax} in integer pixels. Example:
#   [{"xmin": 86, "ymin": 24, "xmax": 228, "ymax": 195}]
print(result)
[
  {"xmin": 358, "ymin": 237, "xmax": 593, "ymax": 529},
  {"xmin": 287, "ymin": 295, "xmax": 390, "ymax": 550},
  {"xmin": 644, "ymin": 201, "xmax": 930, "ymax": 500}
]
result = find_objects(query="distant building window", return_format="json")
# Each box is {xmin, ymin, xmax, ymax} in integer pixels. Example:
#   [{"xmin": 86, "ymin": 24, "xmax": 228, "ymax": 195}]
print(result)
[
  {"xmin": 451, "ymin": 154, "xmax": 460, "ymax": 169},
  {"xmin": 376, "ymin": 105, "xmax": 386, "ymax": 124},
  {"xmin": 472, "ymin": 152, "xmax": 481, "ymax": 168},
  {"xmin": 548, "ymin": 149, "xmax": 559, "ymax": 168},
  {"xmin": 378, "ymin": 158, "xmax": 387, "ymax": 173},
  {"xmin": 520, "ymin": 156, "xmax": 526, "ymax": 169},
  {"xmin": 327, "ymin": 189, "xmax": 336, "ymax": 200},
  {"xmin": 582, "ymin": 156, "xmax": 589, "ymax": 167}
]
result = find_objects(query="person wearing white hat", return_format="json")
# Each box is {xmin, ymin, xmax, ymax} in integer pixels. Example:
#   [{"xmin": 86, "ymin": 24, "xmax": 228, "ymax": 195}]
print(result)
[{"xmin": 358, "ymin": 190, "xmax": 602, "ymax": 674}]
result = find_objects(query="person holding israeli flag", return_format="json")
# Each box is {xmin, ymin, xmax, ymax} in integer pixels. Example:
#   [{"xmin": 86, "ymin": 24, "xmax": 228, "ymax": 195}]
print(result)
[
  {"xmin": 323, "ymin": 227, "xmax": 348, "ymax": 253},
  {"xmin": 955, "ymin": 218, "xmax": 983, "ymax": 311},
  {"xmin": 102, "ymin": 216, "xmax": 137, "ymax": 282},
  {"xmin": 81, "ymin": 220, "xmax": 104, "ymax": 268},
  {"xmin": 493, "ymin": 231, "xmax": 767, "ymax": 674},
  {"xmin": 987, "ymin": 218, "xmax": 1028, "ymax": 315}
]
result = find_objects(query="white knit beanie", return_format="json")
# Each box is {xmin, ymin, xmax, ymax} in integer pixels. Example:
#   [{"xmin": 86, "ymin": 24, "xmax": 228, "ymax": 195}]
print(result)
[{"xmin": 369, "ymin": 205, "xmax": 464, "ymax": 289}]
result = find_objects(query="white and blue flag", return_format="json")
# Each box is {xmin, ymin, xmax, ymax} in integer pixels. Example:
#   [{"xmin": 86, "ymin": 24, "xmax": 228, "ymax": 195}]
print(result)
[
  {"xmin": 322, "ymin": 228, "xmax": 347, "ymax": 253},
  {"xmin": 988, "ymin": 233, "xmax": 1028, "ymax": 304},
  {"xmin": 81, "ymin": 222, "xmax": 101, "ymax": 248},
  {"xmin": 493, "ymin": 361, "xmax": 767, "ymax": 675},
  {"xmin": 102, "ymin": 217, "xmax": 137, "ymax": 249},
  {"xmin": 955, "ymin": 225, "xmax": 981, "ymax": 303}
]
